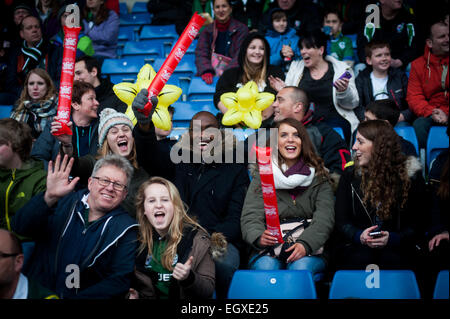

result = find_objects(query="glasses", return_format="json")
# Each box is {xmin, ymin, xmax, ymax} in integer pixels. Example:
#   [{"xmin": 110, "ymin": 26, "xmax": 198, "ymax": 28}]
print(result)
[
  {"xmin": 0, "ymin": 252, "xmax": 20, "ymax": 259},
  {"xmin": 92, "ymin": 176, "xmax": 127, "ymax": 191}
]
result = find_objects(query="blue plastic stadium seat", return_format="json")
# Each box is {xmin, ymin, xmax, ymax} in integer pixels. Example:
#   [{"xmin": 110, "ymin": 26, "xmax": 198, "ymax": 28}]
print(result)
[
  {"xmin": 0, "ymin": 105, "xmax": 13, "ymax": 119},
  {"xmin": 140, "ymin": 24, "xmax": 178, "ymax": 42},
  {"xmin": 433, "ymin": 270, "xmax": 449, "ymax": 299},
  {"xmin": 227, "ymin": 270, "xmax": 317, "ymax": 299},
  {"xmin": 102, "ymin": 56, "xmax": 144, "ymax": 84},
  {"xmin": 131, "ymin": 1, "xmax": 148, "ymax": 13},
  {"xmin": 426, "ymin": 126, "xmax": 449, "ymax": 169},
  {"xmin": 187, "ymin": 76, "xmax": 218, "ymax": 102},
  {"xmin": 119, "ymin": 2, "xmax": 128, "ymax": 15},
  {"xmin": 118, "ymin": 25, "xmax": 140, "ymax": 42},
  {"xmin": 329, "ymin": 270, "xmax": 421, "ymax": 299},
  {"xmin": 171, "ymin": 101, "xmax": 217, "ymax": 127},
  {"xmin": 153, "ymin": 55, "xmax": 196, "ymax": 78},
  {"xmin": 119, "ymin": 13, "xmax": 151, "ymax": 26},
  {"xmin": 394, "ymin": 125, "xmax": 419, "ymax": 155},
  {"xmin": 122, "ymin": 40, "xmax": 168, "ymax": 61}
]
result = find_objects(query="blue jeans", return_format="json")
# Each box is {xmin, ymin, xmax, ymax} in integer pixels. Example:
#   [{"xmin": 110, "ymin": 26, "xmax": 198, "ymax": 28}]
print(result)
[
  {"xmin": 249, "ymin": 255, "xmax": 326, "ymax": 282},
  {"xmin": 214, "ymin": 243, "xmax": 240, "ymax": 299}
]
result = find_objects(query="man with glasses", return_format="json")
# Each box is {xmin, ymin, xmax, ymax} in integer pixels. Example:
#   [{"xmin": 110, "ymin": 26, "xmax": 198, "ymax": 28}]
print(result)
[
  {"xmin": 0, "ymin": 229, "xmax": 58, "ymax": 299},
  {"xmin": 12, "ymin": 154, "xmax": 139, "ymax": 299}
]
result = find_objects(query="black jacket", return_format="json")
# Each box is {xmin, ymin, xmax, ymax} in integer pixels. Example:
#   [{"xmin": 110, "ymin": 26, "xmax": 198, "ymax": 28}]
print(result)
[
  {"xmin": 355, "ymin": 66, "xmax": 413, "ymax": 122},
  {"xmin": 334, "ymin": 157, "xmax": 426, "ymax": 249},
  {"xmin": 96, "ymin": 78, "xmax": 127, "ymax": 115}
]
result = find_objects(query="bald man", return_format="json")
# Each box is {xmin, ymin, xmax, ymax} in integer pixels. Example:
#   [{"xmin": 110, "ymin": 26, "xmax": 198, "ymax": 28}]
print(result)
[{"xmin": 0, "ymin": 229, "xmax": 57, "ymax": 299}]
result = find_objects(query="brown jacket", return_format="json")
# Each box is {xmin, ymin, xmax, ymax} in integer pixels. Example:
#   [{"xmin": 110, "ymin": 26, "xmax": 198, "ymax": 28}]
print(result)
[{"xmin": 132, "ymin": 227, "xmax": 215, "ymax": 299}]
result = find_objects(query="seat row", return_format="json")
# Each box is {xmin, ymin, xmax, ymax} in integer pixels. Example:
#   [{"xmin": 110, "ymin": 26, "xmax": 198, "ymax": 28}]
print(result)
[{"xmin": 226, "ymin": 269, "xmax": 449, "ymax": 299}]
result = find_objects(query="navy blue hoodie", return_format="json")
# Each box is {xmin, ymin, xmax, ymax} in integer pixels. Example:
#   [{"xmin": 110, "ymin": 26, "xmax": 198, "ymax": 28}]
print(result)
[{"xmin": 12, "ymin": 190, "xmax": 138, "ymax": 299}]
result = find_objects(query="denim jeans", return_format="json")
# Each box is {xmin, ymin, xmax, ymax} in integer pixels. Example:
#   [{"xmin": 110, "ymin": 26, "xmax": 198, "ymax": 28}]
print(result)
[
  {"xmin": 249, "ymin": 255, "xmax": 326, "ymax": 282},
  {"xmin": 214, "ymin": 243, "xmax": 240, "ymax": 299}
]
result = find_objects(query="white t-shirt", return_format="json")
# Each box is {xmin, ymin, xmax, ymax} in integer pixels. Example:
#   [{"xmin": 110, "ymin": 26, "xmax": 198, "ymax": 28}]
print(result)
[{"xmin": 370, "ymin": 72, "xmax": 389, "ymax": 100}]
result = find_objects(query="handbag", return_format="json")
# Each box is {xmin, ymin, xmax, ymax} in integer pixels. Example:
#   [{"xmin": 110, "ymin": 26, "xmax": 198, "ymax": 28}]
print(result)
[
  {"xmin": 250, "ymin": 218, "xmax": 324, "ymax": 266},
  {"xmin": 210, "ymin": 23, "xmax": 232, "ymax": 76},
  {"xmin": 211, "ymin": 52, "xmax": 231, "ymax": 77}
]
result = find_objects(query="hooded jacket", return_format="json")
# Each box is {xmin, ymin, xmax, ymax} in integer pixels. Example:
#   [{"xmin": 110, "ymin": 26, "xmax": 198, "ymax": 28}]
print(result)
[
  {"xmin": 356, "ymin": 66, "xmax": 413, "ymax": 122},
  {"xmin": 407, "ymin": 45, "xmax": 449, "ymax": 118},
  {"xmin": 285, "ymin": 55, "xmax": 360, "ymax": 133},
  {"xmin": 265, "ymin": 7, "xmax": 301, "ymax": 67},
  {"xmin": 12, "ymin": 190, "xmax": 138, "ymax": 299},
  {"xmin": 0, "ymin": 159, "xmax": 47, "ymax": 230}
]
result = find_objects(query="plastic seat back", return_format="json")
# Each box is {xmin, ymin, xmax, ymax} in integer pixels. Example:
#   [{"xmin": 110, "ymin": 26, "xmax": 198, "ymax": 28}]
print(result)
[{"xmin": 227, "ymin": 270, "xmax": 317, "ymax": 299}]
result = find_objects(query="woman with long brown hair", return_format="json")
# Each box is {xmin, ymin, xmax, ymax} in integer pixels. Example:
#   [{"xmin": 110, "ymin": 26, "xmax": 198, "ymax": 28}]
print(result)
[
  {"xmin": 333, "ymin": 119, "xmax": 426, "ymax": 270},
  {"xmin": 214, "ymin": 32, "xmax": 284, "ymax": 127},
  {"xmin": 10, "ymin": 68, "xmax": 57, "ymax": 139},
  {"xmin": 128, "ymin": 177, "xmax": 215, "ymax": 299},
  {"xmin": 241, "ymin": 118, "xmax": 335, "ymax": 281}
]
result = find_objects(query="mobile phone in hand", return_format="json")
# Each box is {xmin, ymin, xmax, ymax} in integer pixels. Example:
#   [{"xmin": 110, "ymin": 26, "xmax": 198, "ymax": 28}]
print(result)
[
  {"xmin": 369, "ymin": 231, "xmax": 382, "ymax": 238},
  {"xmin": 333, "ymin": 71, "xmax": 352, "ymax": 88}
]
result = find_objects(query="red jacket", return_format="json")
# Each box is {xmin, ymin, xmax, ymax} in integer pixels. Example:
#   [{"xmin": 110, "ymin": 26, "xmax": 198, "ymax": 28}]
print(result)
[{"xmin": 407, "ymin": 45, "xmax": 449, "ymax": 117}]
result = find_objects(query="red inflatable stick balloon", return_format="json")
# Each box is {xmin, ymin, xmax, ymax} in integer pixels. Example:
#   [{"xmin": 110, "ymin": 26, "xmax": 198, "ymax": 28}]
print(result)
[
  {"xmin": 53, "ymin": 25, "xmax": 81, "ymax": 136},
  {"xmin": 255, "ymin": 146, "xmax": 284, "ymax": 244},
  {"xmin": 140, "ymin": 12, "xmax": 206, "ymax": 117}
]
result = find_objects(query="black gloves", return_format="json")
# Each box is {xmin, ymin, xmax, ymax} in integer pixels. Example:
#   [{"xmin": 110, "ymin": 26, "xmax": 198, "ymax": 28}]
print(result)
[{"xmin": 131, "ymin": 89, "xmax": 159, "ymax": 125}]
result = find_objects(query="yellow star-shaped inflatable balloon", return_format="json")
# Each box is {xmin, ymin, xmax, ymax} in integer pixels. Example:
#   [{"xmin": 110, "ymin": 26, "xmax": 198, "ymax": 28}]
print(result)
[
  {"xmin": 220, "ymin": 81, "xmax": 275, "ymax": 129},
  {"xmin": 113, "ymin": 64, "xmax": 182, "ymax": 131}
]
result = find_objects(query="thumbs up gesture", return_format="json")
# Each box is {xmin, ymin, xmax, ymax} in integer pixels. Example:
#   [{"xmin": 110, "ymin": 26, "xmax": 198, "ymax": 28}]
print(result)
[{"xmin": 172, "ymin": 256, "xmax": 194, "ymax": 281}]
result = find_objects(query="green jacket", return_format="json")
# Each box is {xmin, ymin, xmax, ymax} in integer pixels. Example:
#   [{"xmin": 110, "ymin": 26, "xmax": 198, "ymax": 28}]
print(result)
[
  {"xmin": 0, "ymin": 159, "xmax": 46, "ymax": 230},
  {"xmin": 241, "ymin": 170, "xmax": 335, "ymax": 256}
]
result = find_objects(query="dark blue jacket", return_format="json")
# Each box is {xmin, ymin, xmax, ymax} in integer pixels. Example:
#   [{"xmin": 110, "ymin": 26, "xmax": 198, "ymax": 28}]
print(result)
[{"xmin": 12, "ymin": 190, "xmax": 138, "ymax": 299}]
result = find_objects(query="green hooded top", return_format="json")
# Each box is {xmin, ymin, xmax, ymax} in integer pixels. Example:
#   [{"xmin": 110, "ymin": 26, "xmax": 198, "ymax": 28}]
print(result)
[{"xmin": 0, "ymin": 159, "xmax": 47, "ymax": 231}]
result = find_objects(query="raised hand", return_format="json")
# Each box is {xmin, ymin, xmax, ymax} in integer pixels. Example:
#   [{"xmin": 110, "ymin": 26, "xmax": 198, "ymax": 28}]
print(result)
[
  {"xmin": 132, "ymin": 89, "xmax": 159, "ymax": 125},
  {"xmin": 44, "ymin": 154, "xmax": 79, "ymax": 207},
  {"xmin": 173, "ymin": 256, "xmax": 194, "ymax": 281},
  {"xmin": 268, "ymin": 75, "xmax": 286, "ymax": 92}
]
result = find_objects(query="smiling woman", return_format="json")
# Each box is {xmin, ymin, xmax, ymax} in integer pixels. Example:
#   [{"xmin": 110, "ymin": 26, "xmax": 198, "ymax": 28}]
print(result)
[
  {"xmin": 214, "ymin": 32, "xmax": 285, "ymax": 126},
  {"xmin": 129, "ymin": 176, "xmax": 215, "ymax": 299},
  {"xmin": 241, "ymin": 118, "xmax": 334, "ymax": 281},
  {"xmin": 53, "ymin": 107, "xmax": 150, "ymax": 218},
  {"xmin": 332, "ymin": 120, "xmax": 427, "ymax": 271}
]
